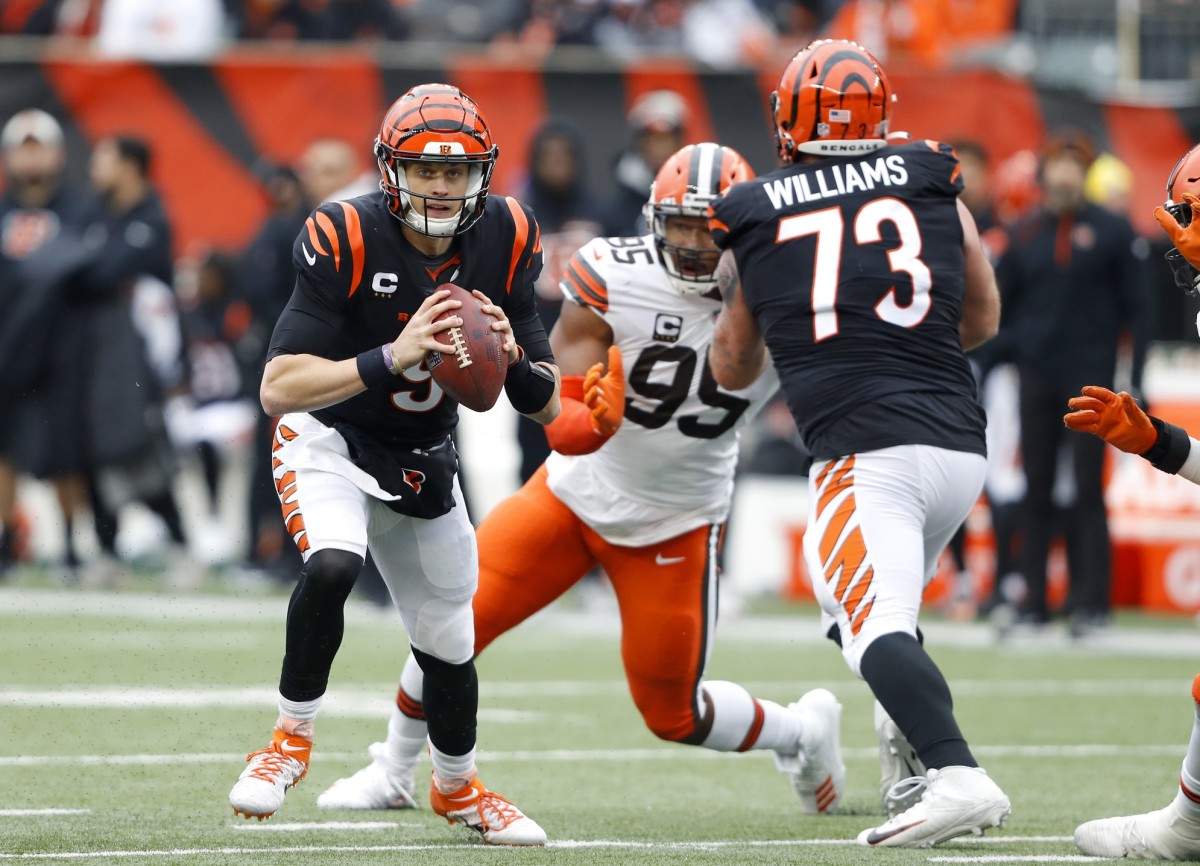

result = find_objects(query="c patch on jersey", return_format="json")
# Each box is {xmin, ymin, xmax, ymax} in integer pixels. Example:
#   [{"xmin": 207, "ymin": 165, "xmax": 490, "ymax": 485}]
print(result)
[{"xmin": 653, "ymin": 313, "xmax": 684, "ymax": 343}]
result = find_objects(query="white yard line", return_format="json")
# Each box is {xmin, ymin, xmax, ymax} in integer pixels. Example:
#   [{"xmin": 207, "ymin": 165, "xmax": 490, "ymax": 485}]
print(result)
[
  {"xmin": 232, "ymin": 821, "xmax": 418, "ymax": 832},
  {"xmin": 926, "ymin": 854, "xmax": 1104, "ymax": 858},
  {"xmin": 0, "ymin": 809, "xmax": 90, "ymax": 816},
  {"xmin": 4, "ymin": 587, "xmax": 1200, "ymax": 657},
  {"xmin": 0, "ymin": 679, "xmax": 1194, "ymax": 713},
  {"xmin": 0, "ymin": 744, "xmax": 1184, "ymax": 768},
  {"xmin": 0, "ymin": 836, "xmax": 1080, "ymax": 860}
]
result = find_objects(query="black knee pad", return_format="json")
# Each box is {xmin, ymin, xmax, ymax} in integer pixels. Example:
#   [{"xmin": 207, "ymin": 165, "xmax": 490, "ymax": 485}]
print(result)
[
  {"xmin": 279, "ymin": 548, "xmax": 365, "ymax": 703},
  {"xmin": 412, "ymin": 646, "xmax": 477, "ymax": 757},
  {"xmin": 299, "ymin": 548, "xmax": 362, "ymax": 596}
]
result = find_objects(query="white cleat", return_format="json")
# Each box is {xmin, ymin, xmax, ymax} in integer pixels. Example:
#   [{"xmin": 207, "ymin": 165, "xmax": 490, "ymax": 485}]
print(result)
[
  {"xmin": 858, "ymin": 765, "xmax": 1011, "ymax": 848},
  {"xmin": 875, "ymin": 700, "xmax": 928, "ymax": 817},
  {"xmin": 775, "ymin": 687, "xmax": 845, "ymax": 815},
  {"xmin": 429, "ymin": 776, "xmax": 547, "ymax": 846},
  {"xmin": 317, "ymin": 742, "xmax": 417, "ymax": 810},
  {"xmin": 1075, "ymin": 805, "xmax": 1200, "ymax": 860},
  {"xmin": 229, "ymin": 729, "xmax": 311, "ymax": 820}
]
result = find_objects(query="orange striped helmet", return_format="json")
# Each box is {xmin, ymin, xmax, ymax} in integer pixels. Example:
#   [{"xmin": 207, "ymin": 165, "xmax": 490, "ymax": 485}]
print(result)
[
  {"xmin": 771, "ymin": 39, "xmax": 894, "ymax": 161},
  {"xmin": 373, "ymin": 83, "xmax": 498, "ymax": 237},
  {"xmin": 642, "ymin": 143, "xmax": 754, "ymax": 294}
]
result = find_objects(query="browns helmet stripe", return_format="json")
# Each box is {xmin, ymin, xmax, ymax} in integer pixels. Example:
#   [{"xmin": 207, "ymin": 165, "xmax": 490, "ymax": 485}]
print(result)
[{"xmin": 686, "ymin": 142, "xmax": 722, "ymax": 197}]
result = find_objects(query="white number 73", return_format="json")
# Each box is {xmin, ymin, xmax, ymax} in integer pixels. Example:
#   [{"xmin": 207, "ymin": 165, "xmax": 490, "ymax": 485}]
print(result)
[{"xmin": 776, "ymin": 198, "xmax": 933, "ymax": 342}]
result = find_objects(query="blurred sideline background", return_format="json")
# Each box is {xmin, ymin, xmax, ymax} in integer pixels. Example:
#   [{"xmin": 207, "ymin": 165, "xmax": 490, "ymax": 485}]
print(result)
[{"xmin": 1, "ymin": 0, "xmax": 1199, "ymax": 616}]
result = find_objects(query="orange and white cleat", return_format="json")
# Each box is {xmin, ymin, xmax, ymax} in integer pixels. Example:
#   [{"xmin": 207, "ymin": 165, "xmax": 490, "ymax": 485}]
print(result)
[
  {"xmin": 229, "ymin": 729, "xmax": 311, "ymax": 820},
  {"xmin": 429, "ymin": 776, "xmax": 547, "ymax": 846}
]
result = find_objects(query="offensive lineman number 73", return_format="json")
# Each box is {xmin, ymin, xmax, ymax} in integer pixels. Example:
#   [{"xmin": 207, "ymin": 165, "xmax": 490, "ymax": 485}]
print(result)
[{"xmin": 778, "ymin": 197, "xmax": 933, "ymax": 342}]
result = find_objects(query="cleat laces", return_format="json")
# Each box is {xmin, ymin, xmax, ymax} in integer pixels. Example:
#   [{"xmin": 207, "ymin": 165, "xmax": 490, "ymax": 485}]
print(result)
[
  {"xmin": 244, "ymin": 745, "xmax": 304, "ymax": 785},
  {"xmin": 475, "ymin": 790, "xmax": 524, "ymax": 833},
  {"xmin": 885, "ymin": 775, "xmax": 930, "ymax": 816}
]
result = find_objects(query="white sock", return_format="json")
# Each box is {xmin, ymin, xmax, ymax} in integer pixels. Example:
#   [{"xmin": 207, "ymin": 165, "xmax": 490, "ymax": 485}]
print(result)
[
  {"xmin": 1173, "ymin": 675, "xmax": 1200, "ymax": 821},
  {"xmin": 277, "ymin": 694, "xmax": 322, "ymax": 737},
  {"xmin": 385, "ymin": 655, "xmax": 429, "ymax": 771},
  {"xmin": 699, "ymin": 680, "xmax": 802, "ymax": 753},
  {"xmin": 429, "ymin": 742, "xmax": 476, "ymax": 793}
]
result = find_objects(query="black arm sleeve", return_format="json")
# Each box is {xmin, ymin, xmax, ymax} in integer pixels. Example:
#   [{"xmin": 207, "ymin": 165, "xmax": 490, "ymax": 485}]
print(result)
[
  {"xmin": 266, "ymin": 278, "xmax": 346, "ymax": 361},
  {"xmin": 510, "ymin": 305, "xmax": 554, "ymax": 365}
]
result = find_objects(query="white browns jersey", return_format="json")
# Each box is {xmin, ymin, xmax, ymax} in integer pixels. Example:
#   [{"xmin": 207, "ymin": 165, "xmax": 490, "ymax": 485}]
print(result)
[{"xmin": 547, "ymin": 233, "xmax": 777, "ymax": 547}]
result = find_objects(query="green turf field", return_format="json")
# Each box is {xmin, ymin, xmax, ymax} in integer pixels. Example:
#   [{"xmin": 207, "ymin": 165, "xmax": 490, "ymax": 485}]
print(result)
[{"xmin": 3, "ymin": 584, "xmax": 1199, "ymax": 864}]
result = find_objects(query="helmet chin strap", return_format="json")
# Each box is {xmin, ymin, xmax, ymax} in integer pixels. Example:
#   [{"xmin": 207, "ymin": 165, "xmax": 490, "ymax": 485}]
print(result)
[
  {"xmin": 396, "ymin": 162, "xmax": 484, "ymax": 238},
  {"xmin": 398, "ymin": 188, "xmax": 463, "ymax": 238}
]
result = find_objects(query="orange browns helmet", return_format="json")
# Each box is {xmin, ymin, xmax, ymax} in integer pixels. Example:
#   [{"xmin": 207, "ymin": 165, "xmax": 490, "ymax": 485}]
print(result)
[
  {"xmin": 642, "ymin": 142, "xmax": 754, "ymax": 295},
  {"xmin": 771, "ymin": 39, "xmax": 894, "ymax": 162},
  {"xmin": 373, "ymin": 83, "xmax": 499, "ymax": 237},
  {"xmin": 1165, "ymin": 143, "xmax": 1200, "ymax": 227},
  {"xmin": 1163, "ymin": 143, "xmax": 1200, "ymax": 292}
]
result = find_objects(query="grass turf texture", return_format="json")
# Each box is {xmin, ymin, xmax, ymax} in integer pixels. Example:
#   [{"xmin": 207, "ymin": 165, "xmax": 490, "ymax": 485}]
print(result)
[{"xmin": 2, "ymin": 586, "xmax": 1198, "ymax": 864}]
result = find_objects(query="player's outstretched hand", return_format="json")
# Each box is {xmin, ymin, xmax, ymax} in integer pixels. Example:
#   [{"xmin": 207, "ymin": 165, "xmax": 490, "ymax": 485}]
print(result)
[
  {"xmin": 390, "ymin": 289, "xmax": 462, "ymax": 372},
  {"xmin": 1154, "ymin": 192, "xmax": 1200, "ymax": 270},
  {"xmin": 1064, "ymin": 385, "xmax": 1157, "ymax": 454},
  {"xmin": 583, "ymin": 345, "xmax": 625, "ymax": 437},
  {"xmin": 471, "ymin": 289, "xmax": 518, "ymax": 364}
]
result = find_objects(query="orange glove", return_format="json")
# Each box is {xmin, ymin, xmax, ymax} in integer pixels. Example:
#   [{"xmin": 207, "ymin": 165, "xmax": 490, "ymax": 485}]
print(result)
[
  {"xmin": 582, "ymin": 345, "xmax": 625, "ymax": 437},
  {"xmin": 1154, "ymin": 193, "xmax": 1200, "ymax": 270},
  {"xmin": 1063, "ymin": 385, "xmax": 1157, "ymax": 454}
]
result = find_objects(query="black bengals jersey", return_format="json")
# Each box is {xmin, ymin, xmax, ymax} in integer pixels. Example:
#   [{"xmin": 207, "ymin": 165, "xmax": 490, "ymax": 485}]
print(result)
[
  {"xmin": 267, "ymin": 191, "xmax": 550, "ymax": 449},
  {"xmin": 710, "ymin": 140, "xmax": 985, "ymax": 461}
]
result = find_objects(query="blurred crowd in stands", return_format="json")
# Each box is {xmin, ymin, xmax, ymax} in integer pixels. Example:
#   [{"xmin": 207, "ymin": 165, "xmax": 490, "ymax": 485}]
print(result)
[
  {"xmin": 0, "ymin": 75, "xmax": 1182, "ymax": 629},
  {"xmin": 1, "ymin": 0, "xmax": 1022, "ymax": 69}
]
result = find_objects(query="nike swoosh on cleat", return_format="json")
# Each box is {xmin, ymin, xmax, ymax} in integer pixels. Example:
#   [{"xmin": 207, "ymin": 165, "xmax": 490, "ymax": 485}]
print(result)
[
  {"xmin": 655, "ymin": 554, "xmax": 686, "ymax": 566},
  {"xmin": 302, "ymin": 243, "xmax": 317, "ymax": 266},
  {"xmin": 279, "ymin": 740, "xmax": 308, "ymax": 753},
  {"xmin": 865, "ymin": 819, "xmax": 927, "ymax": 845}
]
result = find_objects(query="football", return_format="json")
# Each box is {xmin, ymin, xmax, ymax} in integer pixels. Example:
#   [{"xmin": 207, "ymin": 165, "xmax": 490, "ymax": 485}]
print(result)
[{"xmin": 425, "ymin": 282, "xmax": 507, "ymax": 412}]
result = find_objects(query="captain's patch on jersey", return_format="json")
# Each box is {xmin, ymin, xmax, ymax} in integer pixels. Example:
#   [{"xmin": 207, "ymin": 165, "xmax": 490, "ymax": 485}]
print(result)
[{"xmin": 653, "ymin": 313, "xmax": 684, "ymax": 343}]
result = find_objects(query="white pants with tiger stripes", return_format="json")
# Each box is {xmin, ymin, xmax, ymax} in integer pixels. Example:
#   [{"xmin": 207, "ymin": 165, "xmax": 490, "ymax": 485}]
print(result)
[
  {"xmin": 804, "ymin": 445, "xmax": 986, "ymax": 677},
  {"xmin": 271, "ymin": 413, "xmax": 478, "ymax": 664}
]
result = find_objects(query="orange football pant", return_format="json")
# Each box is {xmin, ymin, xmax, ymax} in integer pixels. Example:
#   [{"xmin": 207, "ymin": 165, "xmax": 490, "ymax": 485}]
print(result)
[{"xmin": 473, "ymin": 465, "xmax": 722, "ymax": 743}]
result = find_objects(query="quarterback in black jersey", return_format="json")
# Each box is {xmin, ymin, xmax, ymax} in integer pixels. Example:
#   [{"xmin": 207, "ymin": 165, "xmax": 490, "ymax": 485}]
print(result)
[
  {"xmin": 708, "ymin": 40, "xmax": 1008, "ymax": 848},
  {"xmin": 228, "ymin": 83, "xmax": 557, "ymax": 846}
]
